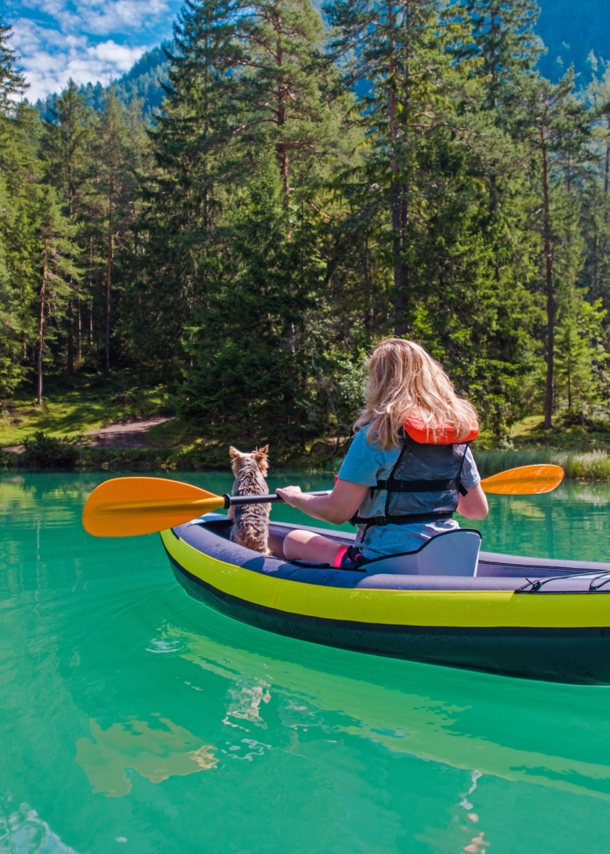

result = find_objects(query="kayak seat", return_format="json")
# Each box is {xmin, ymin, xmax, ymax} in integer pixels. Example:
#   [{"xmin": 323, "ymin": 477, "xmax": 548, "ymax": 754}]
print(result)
[{"xmin": 362, "ymin": 529, "xmax": 482, "ymax": 577}]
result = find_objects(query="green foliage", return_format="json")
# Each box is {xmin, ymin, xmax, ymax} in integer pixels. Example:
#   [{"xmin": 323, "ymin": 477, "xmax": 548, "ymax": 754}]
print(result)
[
  {"xmin": 4, "ymin": 6, "xmax": 610, "ymax": 452},
  {"xmin": 22, "ymin": 431, "xmax": 80, "ymax": 468}
]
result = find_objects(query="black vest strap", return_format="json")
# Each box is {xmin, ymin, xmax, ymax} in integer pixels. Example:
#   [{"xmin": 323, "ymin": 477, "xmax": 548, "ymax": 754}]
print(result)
[
  {"xmin": 376, "ymin": 478, "xmax": 458, "ymax": 493},
  {"xmin": 354, "ymin": 512, "xmax": 454, "ymax": 529}
]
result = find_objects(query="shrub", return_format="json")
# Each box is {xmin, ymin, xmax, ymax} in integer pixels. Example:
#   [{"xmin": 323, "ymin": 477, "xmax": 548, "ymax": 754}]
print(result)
[{"xmin": 22, "ymin": 432, "xmax": 81, "ymax": 469}]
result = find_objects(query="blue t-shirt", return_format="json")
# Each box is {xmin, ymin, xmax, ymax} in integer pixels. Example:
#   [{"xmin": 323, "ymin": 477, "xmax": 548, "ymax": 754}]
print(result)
[{"xmin": 338, "ymin": 426, "xmax": 481, "ymax": 559}]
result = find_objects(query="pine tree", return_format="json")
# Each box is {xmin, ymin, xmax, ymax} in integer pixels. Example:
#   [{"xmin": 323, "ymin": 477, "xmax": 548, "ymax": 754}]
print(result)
[
  {"xmin": 42, "ymin": 81, "xmax": 94, "ymax": 372},
  {"xmin": 326, "ymin": 0, "xmax": 461, "ymax": 333},
  {"xmin": 32, "ymin": 186, "xmax": 80, "ymax": 404},
  {"xmin": 0, "ymin": 23, "xmax": 26, "ymax": 114},
  {"xmin": 519, "ymin": 72, "xmax": 591, "ymax": 427},
  {"xmin": 0, "ymin": 37, "xmax": 41, "ymax": 397},
  {"xmin": 93, "ymin": 90, "xmax": 132, "ymax": 374},
  {"xmin": 555, "ymin": 295, "xmax": 607, "ymax": 415},
  {"xmin": 129, "ymin": 0, "xmax": 242, "ymax": 380},
  {"xmin": 581, "ymin": 63, "xmax": 610, "ymax": 317},
  {"xmin": 236, "ymin": 0, "xmax": 332, "ymax": 206},
  {"xmin": 181, "ymin": 156, "xmax": 322, "ymax": 443},
  {"xmin": 457, "ymin": 0, "xmax": 541, "ymax": 114}
]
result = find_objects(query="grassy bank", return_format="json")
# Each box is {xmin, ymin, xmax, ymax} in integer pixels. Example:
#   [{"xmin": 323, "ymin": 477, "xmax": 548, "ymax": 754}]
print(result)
[
  {"xmin": 4, "ymin": 437, "xmax": 610, "ymax": 480},
  {"xmin": 4, "ymin": 374, "xmax": 610, "ymax": 479},
  {"xmin": 0, "ymin": 373, "xmax": 173, "ymax": 446},
  {"xmin": 474, "ymin": 449, "xmax": 610, "ymax": 480}
]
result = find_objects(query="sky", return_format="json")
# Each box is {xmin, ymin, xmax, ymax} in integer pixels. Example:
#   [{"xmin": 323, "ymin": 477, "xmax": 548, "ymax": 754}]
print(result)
[{"xmin": 4, "ymin": 0, "xmax": 183, "ymax": 101}]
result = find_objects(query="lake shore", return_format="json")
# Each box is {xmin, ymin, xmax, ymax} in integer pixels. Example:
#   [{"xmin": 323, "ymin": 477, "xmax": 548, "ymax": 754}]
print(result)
[{"xmin": 4, "ymin": 380, "xmax": 610, "ymax": 478}]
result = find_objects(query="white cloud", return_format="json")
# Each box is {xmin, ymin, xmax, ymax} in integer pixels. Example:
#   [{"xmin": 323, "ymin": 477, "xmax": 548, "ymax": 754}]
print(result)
[
  {"xmin": 14, "ymin": 0, "xmax": 171, "ymax": 37},
  {"xmin": 5, "ymin": 0, "xmax": 179, "ymax": 99},
  {"xmin": 11, "ymin": 20, "xmax": 149, "ymax": 99}
]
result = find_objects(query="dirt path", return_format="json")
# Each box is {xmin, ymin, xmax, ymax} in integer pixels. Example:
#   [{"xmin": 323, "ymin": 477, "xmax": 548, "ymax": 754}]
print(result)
[
  {"xmin": 83, "ymin": 416, "xmax": 175, "ymax": 448},
  {"xmin": 3, "ymin": 415, "xmax": 175, "ymax": 453}
]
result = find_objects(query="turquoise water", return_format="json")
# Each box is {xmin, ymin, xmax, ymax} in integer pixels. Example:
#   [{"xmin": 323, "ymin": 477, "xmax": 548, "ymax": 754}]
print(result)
[{"xmin": 1, "ymin": 472, "xmax": 610, "ymax": 854}]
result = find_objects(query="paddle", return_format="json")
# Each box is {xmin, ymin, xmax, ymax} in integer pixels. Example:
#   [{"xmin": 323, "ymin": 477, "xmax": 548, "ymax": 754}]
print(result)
[
  {"xmin": 479, "ymin": 464, "xmax": 564, "ymax": 495},
  {"xmin": 82, "ymin": 464, "xmax": 564, "ymax": 538},
  {"xmin": 82, "ymin": 477, "xmax": 332, "ymax": 538}
]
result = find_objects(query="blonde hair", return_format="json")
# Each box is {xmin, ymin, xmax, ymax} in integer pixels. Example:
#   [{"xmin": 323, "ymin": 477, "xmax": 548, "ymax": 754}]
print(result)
[{"xmin": 354, "ymin": 339, "xmax": 478, "ymax": 449}]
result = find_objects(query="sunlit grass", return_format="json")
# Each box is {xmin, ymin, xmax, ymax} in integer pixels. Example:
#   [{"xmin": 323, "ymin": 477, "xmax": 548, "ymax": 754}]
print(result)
[
  {"xmin": 0, "ymin": 374, "xmax": 172, "ymax": 447},
  {"xmin": 475, "ymin": 449, "xmax": 610, "ymax": 480}
]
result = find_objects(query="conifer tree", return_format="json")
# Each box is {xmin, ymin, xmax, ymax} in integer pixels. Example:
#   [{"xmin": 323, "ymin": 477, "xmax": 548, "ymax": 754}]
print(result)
[
  {"xmin": 457, "ymin": 0, "xmax": 541, "ymax": 114},
  {"xmin": 32, "ymin": 186, "xmax": 80, "ymax": 404},
  {"xmin": 94, "ymin": 90, "xmax": 132, "ymax": 373},
  {"xmin": 181, "ymin": 156, "xmax": 322, "ymax": 443},
  {"xmin": 555, "ymin": 295, "xmax": 607, "ymax": 415},
  {"xmin": 236, "ymin": 0, "xmax": 331, "ymax": 206},
  {"xmin": 519, "ymin": 72, "xmax": 591, "ymax": 427},
  {"xmin": 42, "ymin": 81, "xmax": 94, "ymax": 371},
  {"xmin": 130, "ymin": 0, "xmax": 242, "ymax": 379},
  {"xmin": 326, "ymin": 0, "xmax": 460, "ymax": 334},
  {"xmin": 581, "ymin": 64, "xmax": 610, "ymax": 316},
  {"xmin": 0, "ymin": 23, "xmax": 26, "ymax": 114},
  {"xmin": 0, "ymin": 23, "xmax": 30, "ymax": 395}
]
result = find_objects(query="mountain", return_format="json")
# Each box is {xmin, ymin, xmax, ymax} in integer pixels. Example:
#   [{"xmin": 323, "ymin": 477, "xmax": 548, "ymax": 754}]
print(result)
[
  {"xmin": 537, "ymin": 0, "xmax": 610, "ymax": 81},
  {"xmin": 110, "ymin": 43, "xmax": 171, "ymax": 112},
  {"xmin": 36, "ymin": 43, "xmax": 172, "ymax": 120},
  {"xmin": 36, "ymin": 0, "xmax": 610, "ymax": 120}
]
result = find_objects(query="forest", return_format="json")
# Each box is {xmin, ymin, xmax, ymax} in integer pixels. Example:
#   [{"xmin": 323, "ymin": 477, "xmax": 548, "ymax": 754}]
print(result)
[{"xmin": 3, "ymin": 0, "xmax": 610, "ymax": 456}]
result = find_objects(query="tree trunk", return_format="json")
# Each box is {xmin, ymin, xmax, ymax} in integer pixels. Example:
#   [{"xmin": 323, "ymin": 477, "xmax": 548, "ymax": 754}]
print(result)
[
  {"xmin": 67, "ymin": 300, "xmax": 74, "ymax": 374},
  {"xmin": 363, "ymin": 238, "xmax": 373, "ymax": 342},
  {"xmin": 276, "ymin": 40, "xmax": 290, "ymax": 209},
  {"xmin": 604, "ymin": 116, "xmax": 610, "ymax": 196},
  {"xmin": 77, "ymin": 298, "xmax": 82, "ymax": 363},
  {"xmin": 389, "ymin": 1, "xmax": 409, "ymax": 335},
  {"xmin": 105, "ymin": 185, "xmax": 113, "ymax": 375},
  {"xmin": 88, "ymin": 235, "xmax": 94, "ymax": 347},
  {"xmin": 541, "ymin": 127, "xmax": 554, "ymax": 429},
  {"xmin": 37, "ymin": 238, "xmax": 48, "ymax": 406}
]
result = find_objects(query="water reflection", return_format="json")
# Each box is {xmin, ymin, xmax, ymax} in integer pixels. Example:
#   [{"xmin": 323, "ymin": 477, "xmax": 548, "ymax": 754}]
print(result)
[
  {"xmin": 75, "ymin": 716, "xmax": 217, "ymax": 797},
  {"xmin": 158, "ymin": 622, "xmax": 610, "ymax": 802},
  {"xmin": 0, "ymin": 797, "xmax": 81, "ymax": 854}
]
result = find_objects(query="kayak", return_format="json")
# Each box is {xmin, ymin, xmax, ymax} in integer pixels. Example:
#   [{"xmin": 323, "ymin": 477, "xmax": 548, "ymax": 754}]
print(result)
[{"xmin": 161, "ymin": 514, "xmax": 610, "ymax": 684}]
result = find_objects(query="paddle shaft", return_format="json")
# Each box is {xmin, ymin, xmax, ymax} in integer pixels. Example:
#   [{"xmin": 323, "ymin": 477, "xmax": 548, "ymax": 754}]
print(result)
[{"xmin": 225, "ymin": 490, "xmax": 332, "ymax": 507}]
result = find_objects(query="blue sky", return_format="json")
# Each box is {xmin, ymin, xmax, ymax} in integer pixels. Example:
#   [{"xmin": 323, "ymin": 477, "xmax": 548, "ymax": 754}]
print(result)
[{"xmin": 4, "ymin": 0, "xmax": 183, "ymax": 100}]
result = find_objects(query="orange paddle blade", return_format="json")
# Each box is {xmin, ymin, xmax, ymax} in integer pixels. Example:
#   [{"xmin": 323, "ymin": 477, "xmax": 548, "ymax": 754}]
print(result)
[
  {"xmin": 481, "ymin": 464, "xmax": 564, "ymax": 495},
  {"xmin": 82, "ymin": 477, "xmax": 224, "ymax": 537}
]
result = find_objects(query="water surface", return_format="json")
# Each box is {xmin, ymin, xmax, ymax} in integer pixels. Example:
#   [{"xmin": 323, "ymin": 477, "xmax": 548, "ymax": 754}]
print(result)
[{"xmin": 1, "ymin": 472, "xmax": 610, "ymax": 853}]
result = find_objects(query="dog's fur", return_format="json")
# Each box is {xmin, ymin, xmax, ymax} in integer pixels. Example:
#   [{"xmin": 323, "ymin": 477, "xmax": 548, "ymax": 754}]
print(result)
[{"xmin": 229, "ymin": 445, "xmax": 271, "ymax": 554}]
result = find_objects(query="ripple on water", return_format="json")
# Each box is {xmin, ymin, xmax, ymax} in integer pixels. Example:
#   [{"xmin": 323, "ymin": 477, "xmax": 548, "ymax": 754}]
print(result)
[{"xmin": 2, "ymin": 473, "xmax": 610, "ymax": 854}]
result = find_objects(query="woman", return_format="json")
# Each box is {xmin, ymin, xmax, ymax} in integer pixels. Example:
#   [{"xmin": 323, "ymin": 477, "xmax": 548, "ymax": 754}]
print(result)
[{"xmin": 276, "ymin": 339, "xmax": 488, "ymax": 569}]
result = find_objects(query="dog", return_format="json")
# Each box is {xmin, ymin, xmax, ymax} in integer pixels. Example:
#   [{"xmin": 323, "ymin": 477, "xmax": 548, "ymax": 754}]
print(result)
[{"xmin": 228, "ymin": 445, "xmax": 271, "ymax": 554}]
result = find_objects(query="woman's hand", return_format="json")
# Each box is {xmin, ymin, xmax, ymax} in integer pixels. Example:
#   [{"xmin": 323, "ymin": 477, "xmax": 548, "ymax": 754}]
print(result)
[
  {"xmin": 276, "ymin": 486, "xmax": 303, "ymax": 507},
  {"xmin": 276, "ymin": 480, "xmax": 369, "ymax": 525}
]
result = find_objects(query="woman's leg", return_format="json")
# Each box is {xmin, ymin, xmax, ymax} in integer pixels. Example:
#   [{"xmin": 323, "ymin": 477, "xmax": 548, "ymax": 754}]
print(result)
[{"xmin": 283, "ymin": 530, "xmax": 348, "ymax": 565}]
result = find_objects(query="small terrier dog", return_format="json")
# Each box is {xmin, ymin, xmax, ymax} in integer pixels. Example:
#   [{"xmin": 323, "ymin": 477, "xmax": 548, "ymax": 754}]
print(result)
[{"xmin": 229, "ymin": 445, "xmax": 271, "ymax": 554}]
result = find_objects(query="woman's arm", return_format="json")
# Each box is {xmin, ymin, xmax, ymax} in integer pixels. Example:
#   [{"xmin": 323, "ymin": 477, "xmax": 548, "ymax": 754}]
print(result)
[
  {"xmin": 276, "ymin": 479, "xmax": 370, "ymax": 525},
  {"xmin": 457, "ymin": 483, "xmax": 488, "ymax": 520}
]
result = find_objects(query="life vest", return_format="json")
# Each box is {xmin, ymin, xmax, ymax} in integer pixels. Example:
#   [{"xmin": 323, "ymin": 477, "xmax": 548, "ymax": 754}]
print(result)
[
  {"xmin": 353, "ymin": 411, "xmax": 478, "ymax": 534},
  {"xmin": 404, "ymin": 410, "xmax": 479, "ymax": 445}
]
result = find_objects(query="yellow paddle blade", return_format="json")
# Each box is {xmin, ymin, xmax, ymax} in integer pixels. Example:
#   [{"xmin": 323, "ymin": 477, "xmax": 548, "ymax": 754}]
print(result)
[
  {"xmin": 82, "ymin": 477, "xmax": 225, "ymax": 537},
  {"xmin": 481, "ymin": 464, "xmax": 564, "ymax": 495}
]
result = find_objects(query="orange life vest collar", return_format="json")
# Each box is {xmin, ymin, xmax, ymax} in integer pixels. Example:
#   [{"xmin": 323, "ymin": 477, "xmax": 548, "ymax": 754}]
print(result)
[{"xmin": 404, "ymin": 410, "xmax": 479, "ymax": 445}]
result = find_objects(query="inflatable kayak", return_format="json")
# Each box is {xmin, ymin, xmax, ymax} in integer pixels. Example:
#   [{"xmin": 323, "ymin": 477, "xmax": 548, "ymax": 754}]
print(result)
[{"xmin": 161, "ymin": 515, "xmax": 610, "ymax": 684}]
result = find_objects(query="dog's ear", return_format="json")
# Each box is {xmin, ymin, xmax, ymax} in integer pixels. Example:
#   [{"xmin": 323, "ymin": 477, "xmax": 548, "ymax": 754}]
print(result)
[
  {"xmin": 254, "ymin": 445, "xmax": 269, "ymax": 475},
  {"xmin": 229, "ymin": 446, "xmax": 243, "ymax": 475}
]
